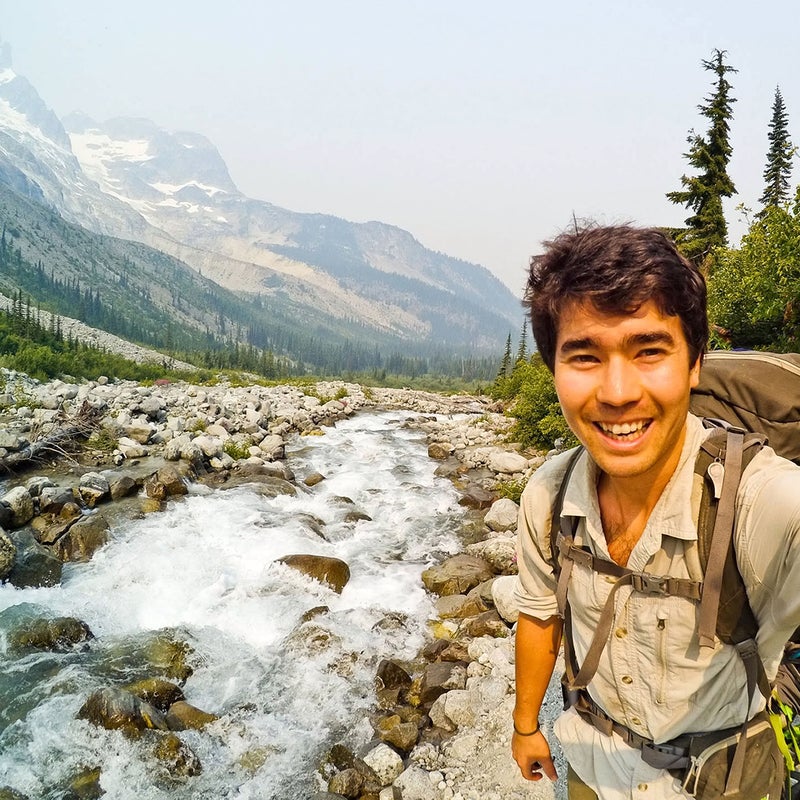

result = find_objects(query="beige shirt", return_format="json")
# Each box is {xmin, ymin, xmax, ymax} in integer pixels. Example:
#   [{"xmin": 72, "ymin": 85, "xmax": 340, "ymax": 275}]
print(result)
[{"xmin": 514, "ymin": 414, "xmax": 800, "ymax": 800}]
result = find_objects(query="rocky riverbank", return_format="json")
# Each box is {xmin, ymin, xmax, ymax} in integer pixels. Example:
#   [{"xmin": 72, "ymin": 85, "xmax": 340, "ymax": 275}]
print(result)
[{"xmin": 0, "ymin": 371, "xmax": 563, "ymax": 800}]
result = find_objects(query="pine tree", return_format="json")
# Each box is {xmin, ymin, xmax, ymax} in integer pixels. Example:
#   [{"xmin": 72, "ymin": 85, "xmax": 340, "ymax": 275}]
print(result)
[
  {"xmin": 760, "ymin": 86, "xmax": 794, "ymax": 212},
  {"xmin": 515, "ymin": 320, "xmax": 528, "ymax": 365},
  {"xmin": 496, "ymin": 333, "xmax": 512, "ymax": 382},
  {"xmin": 667, "ymin": 49, "xmax": 738, "ymax": 265}
]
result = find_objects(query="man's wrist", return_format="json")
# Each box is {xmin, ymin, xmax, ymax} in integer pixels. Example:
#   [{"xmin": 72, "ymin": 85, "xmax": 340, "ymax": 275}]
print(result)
[{"xmin": 512, "ymin": 716, "xmax": 541, "ymax": 736}]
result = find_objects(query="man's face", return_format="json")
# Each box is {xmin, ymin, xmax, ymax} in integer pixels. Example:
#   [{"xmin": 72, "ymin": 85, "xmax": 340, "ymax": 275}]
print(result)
[{"xmin": 553, "ymin": 299, "xmax": 701, "ymax": 485}]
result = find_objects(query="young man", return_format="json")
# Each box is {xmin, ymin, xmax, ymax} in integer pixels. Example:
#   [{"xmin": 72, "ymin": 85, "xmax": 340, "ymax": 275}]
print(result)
[{"xmin": 511, "ymin": 225, "xmax": 800, "ymax": 799}]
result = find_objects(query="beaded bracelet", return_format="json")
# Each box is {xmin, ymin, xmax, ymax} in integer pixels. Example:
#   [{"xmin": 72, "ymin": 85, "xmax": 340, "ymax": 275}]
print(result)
[{"xmin": 513, "ymin": 721, "xmax": 540, "ymax": 736}]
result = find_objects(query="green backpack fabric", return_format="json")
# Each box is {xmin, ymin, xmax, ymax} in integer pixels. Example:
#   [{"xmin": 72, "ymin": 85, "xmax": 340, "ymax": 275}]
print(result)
[{"xmin": 690, "ymin": 351, "xmax": 800, "ymax": 463}]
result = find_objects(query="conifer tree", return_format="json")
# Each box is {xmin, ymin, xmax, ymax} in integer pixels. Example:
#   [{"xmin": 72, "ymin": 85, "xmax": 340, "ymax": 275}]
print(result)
[
  {"xmin": 496, "ymin": 333, "xmax": 512, "ymax": 381},
  {"xmin": 667, "ymin": 49, "xmax": 738, "ymax": 265},
  {"xmin": 515, "ymin": 320, "xmax": 528, "ymax": 365},
  {"xmin": 760, "ymin": 86, "xmax": 794, "ymax": 212}
]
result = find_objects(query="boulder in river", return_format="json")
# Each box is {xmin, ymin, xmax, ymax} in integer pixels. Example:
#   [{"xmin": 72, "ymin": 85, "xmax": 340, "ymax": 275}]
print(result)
[
  {"xmin": 6, "ymin": 529, "xmax": 62, "ymax": 587},
  {"xmin": 277, "ymin": 554, "xmax": 351, "ymax": 593},
  {"xmin": 8, "ymin": 616, "xmax": 93, "ymax": 652},
  {"xmin": 2, "ymin": 487, "xmax": 34, "ymax": 527},
  {"xmin": 421, "ymin": 554, "xmax": 494, "ymax": 596},
  {"xmin": 124, "ymin": 678, "xmax": 185, "ymax": 711},
  {"xmin": 0, "ymin": 528, "xmax": 15, "ymax": 580},
  {"xmin": 78, "ymin": 687, "xmax": 169, "ymax": 737}
]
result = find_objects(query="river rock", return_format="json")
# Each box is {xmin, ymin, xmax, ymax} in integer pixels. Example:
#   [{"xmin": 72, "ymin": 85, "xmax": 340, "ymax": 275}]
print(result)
[
  {"xmin": 8, "ymin": 616, "xmax": 93, "ymax": 652},
  {"xmin": 54, "ymin": 514, "xmax": 110, "ymax": 562},
  {"xmin": 143, "ymin": 631, "xmax": 194, "ymax": 683},
  {"xmin": 429, "ymin": 688, "xmax": 477, "ymax": 731},
  {"xmin": 0, "ymin": 787, "xmax": 28, "ymax": 799},
  {"xmin": 483, "ymin": 497, "xmax": 519, "ymax": 532},
  {"xmin": 464, "ymin": 609, "xmax": 509, "ymax": 638},
  {"xmin": 466, "ymin": 537, "xmax": 517, "ymax": 574},
  {"xmin": 361, "ymin": 742, "xmax": 404, "ymax": 786},
  {"xmin": 457, "ymin": 485, "xmax": 495, "ymax": 509},
  {"xmin": 2, "ymin": 486, "xmax": 34, "ymax": 527},
  {"xmin": 6, "ymin": 529, "xmax": 62, "ymax": 587},
  {"xmin": 38, "ymin": 486, "xmax": 75, "ymax": 514},
  {"xmin": 25, "ymin": 476, "xmax": 55, "ymax": 497},
  {"xmin": 108, "ymin": 474, "xmax": 138, "ymax": 500},
  {"xmin": 124, "ymin": 678, "xmax": 185, "ymax": 711},
  {"xmin": 375, "ymin": 716, "xmax": 419, "ymax": 753},
  {"xmin": 491, "ymin": 574, "xmax": 519, "ymax": 624},
  {"xmin": 427, "ymin": 441, "xmax": 453, "ymax": 459},
  {"xmin": 435, "ymin": 593, "xmax": 486, "ymax": 619},
  {"xmin": 419, "ymin": 661, "xmax": 467, "ymax": 708},
  {"xmin": 150, "ymin": 731, "xmax": 202, "ymax": 778},
  {"xmin": 376, "ymin": 659, "xmax": 412, "ymax": 690},
  {"xmin": 277, "ymin": 554, "xmax": 351, "ymax": 593},
  {"xmin": 78, "ymin": 687, "xmax": 169, "ymax": 736},
  {"xmin": 328, "ymin": 768, "xmax": 363, "ymax": 798},
  {"xmin": 421, "ymin": 554, "xmax": 494, "ymax": 596},
  {"xmin": 165, "ymin": 700, "xmax": 219, "ymax": 731},
  {"xmin": 487, "ymin": 449, "xmax": 529, "ymax": 474},
  {"xmin": 304, "ymin": 471, "xmax": 326, "ymax": 487},
  {"xmin": 155, "ymin": 466, "xmax": 188, "ymax": 496},
  {"xmin": 392, "ymin": 765, "xmax": 436, "ymax": 800},
  {"xmin": 77, "ymin": 472, "xmax": 110, "ymax": 507},
  {"xmin": 0, "ymin": 528, "xmax": 14, "ymax": 580},
  {"xmin": 124, "ymin": 421, "xmax": 153, "ymax": 445}
]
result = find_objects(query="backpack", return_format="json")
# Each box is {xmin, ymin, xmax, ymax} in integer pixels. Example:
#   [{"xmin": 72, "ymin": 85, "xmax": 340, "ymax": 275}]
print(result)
[
  {"xmin": 549, "ymin": 416, "xmax": 800, "ymax": 798},
  {"xmin": 689, "ymin": 350, "xmax": 800, "ymax": 463}
]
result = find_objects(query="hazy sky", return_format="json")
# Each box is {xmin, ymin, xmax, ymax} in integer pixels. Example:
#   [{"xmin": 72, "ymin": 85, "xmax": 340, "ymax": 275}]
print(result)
[{"xmin": 2, "ymin": 2, "xmax": 798, "ymax": 294}]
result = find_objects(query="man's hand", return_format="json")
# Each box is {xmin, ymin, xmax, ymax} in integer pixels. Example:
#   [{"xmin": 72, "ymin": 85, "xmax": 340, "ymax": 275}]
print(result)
[{"xmin": 512, "ymin": 729, "xmax": 558, "ymax": 782}]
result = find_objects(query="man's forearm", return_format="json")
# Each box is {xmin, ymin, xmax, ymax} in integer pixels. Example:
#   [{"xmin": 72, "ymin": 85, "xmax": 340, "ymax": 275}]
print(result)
[{"xmin": 514, "ymin": 612, "xmax": 563, "ymax": 731}]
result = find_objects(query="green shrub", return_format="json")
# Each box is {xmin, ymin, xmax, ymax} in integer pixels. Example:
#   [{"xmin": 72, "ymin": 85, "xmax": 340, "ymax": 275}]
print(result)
[
  {"xmin": 507, "ymin": 356, "xmax": 578, "ymax": 452},
  {"xmin": 223, "ymin": 439, "xmax": 251, "ymax": 460},
  {"xmin": 494, "ymin": 478, "xmax": 528, "ymax": 504}
]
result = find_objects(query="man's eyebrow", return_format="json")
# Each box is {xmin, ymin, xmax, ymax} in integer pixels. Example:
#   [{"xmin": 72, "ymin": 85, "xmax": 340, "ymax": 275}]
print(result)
[{"xmin": 558, "ymin": 330, "xmax": 677, "ymax": 355}]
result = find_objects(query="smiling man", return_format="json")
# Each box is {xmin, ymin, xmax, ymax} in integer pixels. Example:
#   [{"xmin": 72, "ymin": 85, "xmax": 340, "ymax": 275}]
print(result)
[{"xmin": 511, "ymin": 225, "xmax": 800, "ymax": 799}]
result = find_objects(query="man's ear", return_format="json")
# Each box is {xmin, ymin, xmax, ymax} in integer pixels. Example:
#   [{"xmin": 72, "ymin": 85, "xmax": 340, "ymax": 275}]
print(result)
[{"xmin": 689, "ymin": 355, "xmax": 701, "ymax": 389}]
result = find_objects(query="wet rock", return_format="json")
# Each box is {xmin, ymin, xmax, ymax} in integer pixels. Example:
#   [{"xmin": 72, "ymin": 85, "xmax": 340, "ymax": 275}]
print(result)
[
  {"xmin": 2, "ymin": 486, "xmax": 34, "ymax": 527},
  {"xmin": 328, "ymin": 768, "xmax": 363, "ymax": 798},
  {"xmin": 78, "ymin": 687, "xmax": 169, "ymax": 736},
  {"xmin": 54, "ymin": 514, "xmax": 110, "ymax": 562},
  {"xmin": 375, "ymin": 716, "xmax": 419, "ymax": 754},
  {"xmin": 6, "ymin": 529, "xmax": 62, "ymax": 587},
  {"xmin": 8, "ymin": 616, "xmax": 93, "ymax": 652},
  {"xmin": 77, "ymin": 473, "xmax": 110, "ymax": 507},
  {"xmin": 304, "ymin": 471, "xmax": 326, "ymax": 487},
  {"xmin": 427, "ymin": 441, "xmax": 453, "ymax": 459},
  {"xmin": 67, "ymin": 767, "xmax": 103, "ymax": 799},
  {"xmin": 421, "ymin": 554, "xmax": 494, "ymax": 596},
  {"xmin": 145, "ymin": 478, "xmax": 168, "ymax": 501},
  {"xmin": 108, "ymin": 474, "xmax": 138, "ymax": 500},
  {"xmin": 434, "ymin": 593, "xmax": 487, "ymax": 619},
  {"xmin": 277, "ymin": 554, "xmax": 351, "ymax": 593},
  {"xmin": 165, "ymin": 700, "xmax": 219, "ymax": 730},
  {"xmin": 25, "ymin": 476, "xmax": 55, "ymax": 497},
  {"xmin": 342, "ymin": 510, "xmax": 371, "ymax": 524},
  {"xmin": 0, "ymin": 528, "xmax": 15, "ymax": 580},
  {"xmin": 143, "ymin": 632, "xmax": 194, "ymax": 683},
  {"xmin": 483, "ymin": 497, "xmax": 519, "ymax": 532},
  {"xmin": 375, "ymin": 659, "xmax": 412, "ymax": 691},
  {"xmin": 124, "ymin": 678, "xmax": 185, "ymax": 711},
  {"xmin": 0, "ymin": 787, "xmax": 29, "ymax": 800},
  {"xmin": 150, "ymin": 731, "xmax": 202, "ymax": 778},
  {"xmin": 39, "ymin": 486, "xmax": 79, "ymax": 514},
  {"xmin": 156, "ymin": 465, "xmax": 188, "ymax": 496}
]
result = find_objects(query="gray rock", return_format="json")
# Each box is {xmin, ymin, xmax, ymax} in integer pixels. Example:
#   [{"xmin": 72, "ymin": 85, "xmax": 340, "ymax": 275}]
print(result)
[
  {"xmin": 54, "ymin": 514, "xmax": 110, "ymax": 562},
  {"xmin": 2, "ymin": 486, "xmax": 34, "ymax": 527},
  {"xmin": 487, "ymin": 450, "xmax": 529, "ymax": 474},
  {"xmin": 466, "ymin": 537, "xmax": 517, "ymax": 575},
  {"xmin": 490, "ymin": 574, "xmax": 520, "ymax": 624},
  {"xmin": 361, "ymin": 743, "xmax": 404, "ymax": 786},
  {"xmin": 421, "ymin": 554, "xmax": 494, "ymax": 596},
  {"xmin": 6, "ymin": 529, "xmax": 62, "ymax": 587},
  {"xmin": 392, "ymin": 766, "xmax": 436, "ymax": 800},
  {"xmin": 483, "ymin": 497, "xmax": 519, "ymax": 532},
  {"xmin": 25, "ymin": 476, "xmax": 55, "ymax": 497},
  {"xmin": 77, "ymin": 472, "xmax": 110, "ymax": 507}
]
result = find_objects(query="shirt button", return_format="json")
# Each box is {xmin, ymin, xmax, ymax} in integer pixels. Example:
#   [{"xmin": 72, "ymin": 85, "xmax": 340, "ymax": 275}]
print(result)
[
  {"xmin": 638, "ymin": 783, "xmax": 648, "ymax": 791},
  {"xmin": 605, "ymin": 575, "xmax": 616, "ymax": 584},
  {"xmin": 630, "ymin": 717, "xmax": 641, "ymax": 726},
  {"xmin": 615, "ymin": 628, "xmax": 628, "ymax": 638},
  {"xmin": 621, "ymin": 675, "xmax": 633, "ymax": 684}
]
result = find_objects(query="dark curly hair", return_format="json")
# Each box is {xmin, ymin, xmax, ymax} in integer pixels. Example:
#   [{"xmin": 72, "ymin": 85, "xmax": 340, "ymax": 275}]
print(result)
[{"xmin": 525, "ymin": 224, "xmax": 707, "ymax": 372}]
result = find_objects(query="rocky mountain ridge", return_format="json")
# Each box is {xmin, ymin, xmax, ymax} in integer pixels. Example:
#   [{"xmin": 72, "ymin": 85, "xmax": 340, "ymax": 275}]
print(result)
[{"xmin": 0, "ymin": 45, "xmax": 522, "ymax": 358}]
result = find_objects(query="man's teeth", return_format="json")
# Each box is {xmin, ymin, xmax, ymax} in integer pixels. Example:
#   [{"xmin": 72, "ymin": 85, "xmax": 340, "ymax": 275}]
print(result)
[{"xmin": 599, "ymin": 421, "xmax": 647, "ymax": 435}]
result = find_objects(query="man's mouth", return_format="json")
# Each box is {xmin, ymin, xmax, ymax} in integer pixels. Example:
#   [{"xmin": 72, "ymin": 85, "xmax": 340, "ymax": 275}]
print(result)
[{"xmin": 595, "ymin": 420, "xmax": 651, "ymax": 440}]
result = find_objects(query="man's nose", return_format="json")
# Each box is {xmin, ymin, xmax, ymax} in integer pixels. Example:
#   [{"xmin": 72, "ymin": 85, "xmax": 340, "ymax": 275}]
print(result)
[{"xmin": 596, "ymin": 358, "xmax": 642, "ymax": 406}]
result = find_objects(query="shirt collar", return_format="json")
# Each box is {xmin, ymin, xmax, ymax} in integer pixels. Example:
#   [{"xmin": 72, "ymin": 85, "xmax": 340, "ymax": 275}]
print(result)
[{"xmin": 561, "ymin": 414, "xmax": 707, "ymax": 559}]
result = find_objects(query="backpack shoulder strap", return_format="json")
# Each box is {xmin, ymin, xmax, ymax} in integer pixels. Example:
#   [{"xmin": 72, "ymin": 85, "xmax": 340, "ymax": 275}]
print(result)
[
  {"xmin": 549, "ymin": 446, "xmax": 585, "ymax": 572},
  {"xmin": 694, "ymin": 424, "xmax": 767, "ymax": 648}
]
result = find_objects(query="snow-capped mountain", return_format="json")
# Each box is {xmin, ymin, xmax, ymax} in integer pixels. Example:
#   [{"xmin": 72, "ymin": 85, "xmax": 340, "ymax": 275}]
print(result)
[{"xmin": 0, "ymin": 43, "xmax": 521, "ymax": 352}]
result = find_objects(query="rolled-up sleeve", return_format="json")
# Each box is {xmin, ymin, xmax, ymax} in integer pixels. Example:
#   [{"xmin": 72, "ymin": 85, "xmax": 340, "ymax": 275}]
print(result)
[{"xmin": 514, "ymin": 453, "xmax": 573, "ymax": 620}]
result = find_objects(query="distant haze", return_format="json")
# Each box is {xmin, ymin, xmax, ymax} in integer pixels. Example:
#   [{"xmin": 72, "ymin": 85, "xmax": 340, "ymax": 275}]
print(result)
[{"xmin": 2, "ymin": 1, "xmax": 798, "ymax": 294}]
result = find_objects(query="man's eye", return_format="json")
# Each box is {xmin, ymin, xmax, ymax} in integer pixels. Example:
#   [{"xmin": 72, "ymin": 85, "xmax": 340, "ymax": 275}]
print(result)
[
  {"xmin": 571, "ymin": 354, "xmax": 599, "ymax": 364},
  {"xmin": 639, "ymin": 348, "xmax": 665, "ymax": 359}
]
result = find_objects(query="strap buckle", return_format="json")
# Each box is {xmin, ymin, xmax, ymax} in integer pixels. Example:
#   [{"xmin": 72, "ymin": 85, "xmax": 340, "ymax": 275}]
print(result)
[{"xmin": 631, "ymin": 573, "xmax": 669, "ymax": 595}]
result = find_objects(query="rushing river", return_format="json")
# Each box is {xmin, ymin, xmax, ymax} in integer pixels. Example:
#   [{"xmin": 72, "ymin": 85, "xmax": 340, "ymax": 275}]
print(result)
[{"xmin": 0, "ymin": 410, "xmax": 470, "ymax": 799}]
